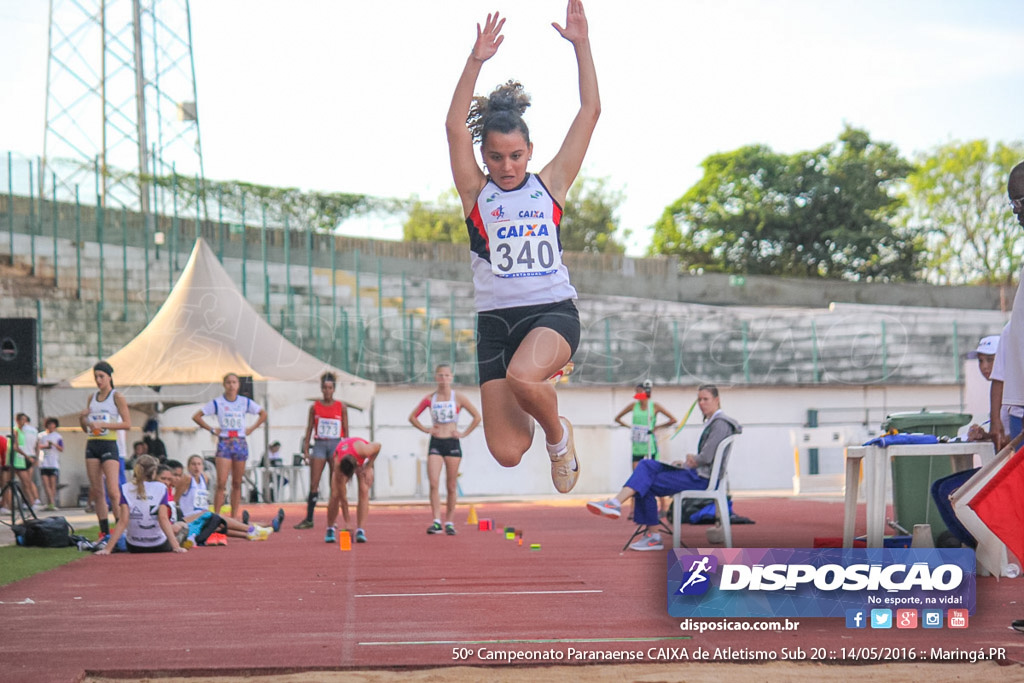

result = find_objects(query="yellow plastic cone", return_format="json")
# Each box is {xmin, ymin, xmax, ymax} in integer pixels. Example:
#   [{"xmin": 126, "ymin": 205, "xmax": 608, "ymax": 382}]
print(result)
[{"xmin": 466, "ymin": 505, "xmax": 478, "ymax": 525}]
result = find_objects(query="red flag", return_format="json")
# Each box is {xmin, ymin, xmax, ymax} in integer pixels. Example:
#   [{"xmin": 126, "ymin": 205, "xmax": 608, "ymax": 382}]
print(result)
[{"xmin": 968, "ymin": 445, "xmax": 1024, "ymax": 566}]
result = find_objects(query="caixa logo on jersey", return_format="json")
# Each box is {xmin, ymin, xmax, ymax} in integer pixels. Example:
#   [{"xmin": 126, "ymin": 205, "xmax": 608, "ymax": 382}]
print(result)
[{"xmin": 667, "ymin": 548, "xmax": 976, "ymax": 618}]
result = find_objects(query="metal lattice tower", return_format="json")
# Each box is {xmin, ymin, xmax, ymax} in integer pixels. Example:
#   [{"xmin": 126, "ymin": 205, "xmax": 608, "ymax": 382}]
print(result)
[{"xmin": 42, "ymin": 0, "xmax": 205, "ymax": 216}]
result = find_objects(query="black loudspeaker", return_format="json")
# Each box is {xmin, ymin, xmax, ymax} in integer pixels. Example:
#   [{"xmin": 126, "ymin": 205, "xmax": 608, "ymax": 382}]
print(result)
[
  {"xmin": 0, "ymin": 318, "xmax": 37, "ymax": 386},
  {"xmin": 239, "ymin": 375, "xmax": 254, "ymax": 400}
]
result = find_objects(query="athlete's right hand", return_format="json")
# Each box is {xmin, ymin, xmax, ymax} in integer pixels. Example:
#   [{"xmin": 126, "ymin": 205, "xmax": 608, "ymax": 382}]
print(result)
[{"xmin": 472, "ymin": 12, "xmax": 505, "ymax": 62}]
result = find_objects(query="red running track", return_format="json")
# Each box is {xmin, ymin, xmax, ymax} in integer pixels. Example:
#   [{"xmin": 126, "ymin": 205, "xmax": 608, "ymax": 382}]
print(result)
[{"xmin": 0, "ymin": 497, "xmax": 1022, "ymax": 681}]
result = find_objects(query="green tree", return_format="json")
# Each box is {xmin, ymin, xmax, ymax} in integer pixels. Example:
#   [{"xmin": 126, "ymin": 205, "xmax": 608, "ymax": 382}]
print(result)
[
  {"xmin": 559, "ymin": 176, "xmax": 627, "ymax": 253},
  {"xmin": 651, "ymin": 126, "xmax": 919, "ymax": 281},
  {"xmin": 905, "ymin": 139, "xmax": 1024, "ymax": 285},
  {"xmin": 145, "ymin": 173, "xmax": 382, "ymax": 233},
  {"xmin": 402, "ymin": 177, "xmax": 627, "ymax": 253},
  {"xmin": 402, "ymin": 188, "xmax": 467, "ymax": 243}
]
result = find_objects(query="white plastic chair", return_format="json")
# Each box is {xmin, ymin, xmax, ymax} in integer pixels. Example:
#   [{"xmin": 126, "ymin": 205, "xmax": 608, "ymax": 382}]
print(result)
[{"xmin": 672, "ymin": 433, "xmax": 739, "ymax": 549}]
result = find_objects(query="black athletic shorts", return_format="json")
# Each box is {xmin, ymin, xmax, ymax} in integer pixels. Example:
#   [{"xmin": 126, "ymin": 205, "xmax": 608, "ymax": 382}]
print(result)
[
  {"xmin": 126, "ymin": 539, "xmax": 173, "ymax": 553},
  {"xmin": 428, "ymin": 437, "xmax": 462, "ymax": 458},
  {"xmin": 85, "ymin": 440, "xmax": 120, "ymax": 463},
  {"xmin": 476, "ymin": 299, "xmax": 580, "ymax": 385},
  {"xmin": 40, "ymin": 467, "xmax": 59, "ymax": 477}
]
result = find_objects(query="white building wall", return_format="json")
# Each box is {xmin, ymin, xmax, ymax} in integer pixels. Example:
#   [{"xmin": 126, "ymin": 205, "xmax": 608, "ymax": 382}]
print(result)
[{"xmin": 6, "ymin": 381, "xmax": 972, "ymax": 505}]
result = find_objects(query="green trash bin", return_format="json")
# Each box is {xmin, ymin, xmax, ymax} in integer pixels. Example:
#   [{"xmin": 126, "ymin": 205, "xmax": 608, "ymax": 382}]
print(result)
[{"xmin": 880, "ymin": 411, "xmax": 971, "ymax": 543}]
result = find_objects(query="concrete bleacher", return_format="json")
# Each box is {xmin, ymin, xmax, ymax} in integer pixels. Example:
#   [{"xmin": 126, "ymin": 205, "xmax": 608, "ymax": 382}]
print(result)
[{"xmin": 0, "ymin": 228, "xmax": 1008, "ymax": 390}]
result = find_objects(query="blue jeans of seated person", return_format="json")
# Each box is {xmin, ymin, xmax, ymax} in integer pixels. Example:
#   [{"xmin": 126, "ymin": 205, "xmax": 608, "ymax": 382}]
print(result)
[{"xmin": 626, "ymin": 459, "xmax": 709, "ymax": 526}]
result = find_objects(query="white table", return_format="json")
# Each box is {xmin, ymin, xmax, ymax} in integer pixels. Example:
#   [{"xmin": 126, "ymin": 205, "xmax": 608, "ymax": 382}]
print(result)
[{"xmin": 843, "ymin": 441, "xmax": 994, "ymax": 548}]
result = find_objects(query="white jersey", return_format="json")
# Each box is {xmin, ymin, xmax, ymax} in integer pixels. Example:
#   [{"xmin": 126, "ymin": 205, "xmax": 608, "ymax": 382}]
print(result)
[
  {"xmin": 119, "ymin": 480, "xmax": 170, "ymax": 548},
  {"xmin": 430, "ymin": 391, "xmax": 458, "ymax": 425},
  {"xmin": 18, "ymin": 425, "xmax": 38, "ymax": 458},
  {"xmin": 87, "ymin": 389, "xmax": 121, "ymax": 441},
  {"xmin": 178, "ymin": 475, "xmax": 210, "ymax": 517},
  {"xmin": 201, "ymin": 395, "xmax": 262, "ymax": 439},
  {"xmin": 38, "ymin": 431, "xmax": 64, "ymax": 469},
  {"xmin": 466, "ymin": 174, "xmax": 577, "ymax": 312}
]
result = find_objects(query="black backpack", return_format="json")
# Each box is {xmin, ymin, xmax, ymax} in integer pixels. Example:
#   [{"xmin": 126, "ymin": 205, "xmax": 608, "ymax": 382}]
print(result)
[{"xmin": 12, "ymin": 517, "xmax": 74, "ymax": 548}]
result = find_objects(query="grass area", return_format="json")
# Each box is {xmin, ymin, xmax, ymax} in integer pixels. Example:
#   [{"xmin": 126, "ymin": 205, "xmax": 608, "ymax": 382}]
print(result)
[{"xmin": 0, "ymin": 525, "xmax": 100, "ymax": 587}]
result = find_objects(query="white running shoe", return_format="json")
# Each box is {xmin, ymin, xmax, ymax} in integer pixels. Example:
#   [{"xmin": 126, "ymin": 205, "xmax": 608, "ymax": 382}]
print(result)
[{"xmin": 549, "ymin": 417, "xmax": 579, "ymax": 493}]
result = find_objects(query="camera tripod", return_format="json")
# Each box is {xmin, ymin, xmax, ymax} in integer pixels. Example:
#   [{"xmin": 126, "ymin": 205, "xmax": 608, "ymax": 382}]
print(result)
[{"xmin": 1, "ymin": 475, "xmax": 37, "ymax": 527}]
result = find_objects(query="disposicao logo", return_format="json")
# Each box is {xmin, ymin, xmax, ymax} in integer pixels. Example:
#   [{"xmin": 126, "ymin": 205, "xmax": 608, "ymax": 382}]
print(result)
[
  {"xmin": 677, "ymin": 555, "xmax": 718, "ymax": 596},
  {"xmin": 667, "ymin": 548, "xmax": 975, "ymax": 619}
]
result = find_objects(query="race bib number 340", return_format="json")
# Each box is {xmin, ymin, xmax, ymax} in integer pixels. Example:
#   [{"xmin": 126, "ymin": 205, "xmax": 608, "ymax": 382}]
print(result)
[{"xmin": 486, "ymin": 222, "xmax": 560, "ymax": 278}]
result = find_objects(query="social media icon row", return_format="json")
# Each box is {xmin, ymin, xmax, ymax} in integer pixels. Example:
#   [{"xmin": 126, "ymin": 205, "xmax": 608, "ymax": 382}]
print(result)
[{"xmin": 846, "ymin": 608, "xmax": 968, "ymax": 629}]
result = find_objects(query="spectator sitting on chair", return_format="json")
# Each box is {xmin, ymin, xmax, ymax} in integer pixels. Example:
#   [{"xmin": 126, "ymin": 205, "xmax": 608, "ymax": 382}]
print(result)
[
  {"xmin": 586, "ymin": 384, "xmax": 742, "ymax": 551},
  {"xmin": 266, "ymin": 441, "xmax": 283, "ymax": 467}
]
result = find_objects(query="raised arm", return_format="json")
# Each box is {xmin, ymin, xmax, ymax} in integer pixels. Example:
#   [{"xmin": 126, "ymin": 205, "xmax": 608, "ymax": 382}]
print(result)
[
  {"xmin": 539, "ymin": 0, "xmax": 600, "ymax": 205},
  {"xmin": 447, "ymin": 12, "xmax": 505, "ymax": 216}
]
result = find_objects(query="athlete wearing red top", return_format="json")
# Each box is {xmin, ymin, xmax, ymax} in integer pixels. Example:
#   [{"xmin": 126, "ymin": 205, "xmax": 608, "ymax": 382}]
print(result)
[
  {"xmin": 295, "ymin": 372, "xmax": 349, "ymax": 531},
  {"xmin": 325, "ymin": 436, "xmax": 381, "ymax": 544}
]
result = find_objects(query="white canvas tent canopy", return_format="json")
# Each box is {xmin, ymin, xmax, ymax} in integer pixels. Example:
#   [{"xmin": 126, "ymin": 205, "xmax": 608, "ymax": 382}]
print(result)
[{"xmin": 46, "ymin": 238, "xmax": 374, "ymax": 417}]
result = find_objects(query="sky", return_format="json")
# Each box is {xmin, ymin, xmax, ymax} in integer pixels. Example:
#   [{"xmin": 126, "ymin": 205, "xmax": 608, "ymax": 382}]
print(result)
[{"xmin": 1, "ymin": 0, "xmax": 1022, "ymax": 256}]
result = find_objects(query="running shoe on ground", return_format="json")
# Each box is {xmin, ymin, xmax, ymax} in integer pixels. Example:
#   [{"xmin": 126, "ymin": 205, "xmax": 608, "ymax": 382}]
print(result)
[
  {"xmin": 242, "ymin": 510, "xmax": 250, "ymax": 525},
  {"xmin": 427, "ymin": 521, "xmax": 444, "ymax": 535},
  {"xmin": 549, "ymin": 416, "xmax": 580, "ymax": 493},
  {"xmin": 629, "ymin": 533, "xmax": 664, "ymax": 552},
  {"xmin": 182, "ymin": 534, "xmax": 196, "ymax": 550},
  {"xmin": 209, "ymin": 532, "xmax": 228, "ymax": 545},
  {"xmin": 294, "ymin": 519, "xmax": 314, "ymax": 530},
  {"xmin": 273, "ymin": 508, "xmax": 285, "ymax": 533},
  {"xmin": 445, "ymin": 523, "xmax": 457, "ymax": 536},
  {"xmin": 355, "ymin": 529, "xmax": 367, "ymax": 543},
  {"xmin": 586, "ymin": 499, "xmax": 622, "ymax": 519},
  {"xmin": 325, "ymin": 527, "xmax": 337, "ymax": 543}
]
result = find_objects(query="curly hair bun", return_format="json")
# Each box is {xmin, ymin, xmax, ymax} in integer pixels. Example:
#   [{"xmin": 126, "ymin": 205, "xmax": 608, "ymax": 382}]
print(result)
[
  {"xmin": 467, "ymin": 80, "xmax": 532, "ymax": 145},
  {"xmin": 488, "ymin": 80, "xmax": 531, "ymax": 115}
]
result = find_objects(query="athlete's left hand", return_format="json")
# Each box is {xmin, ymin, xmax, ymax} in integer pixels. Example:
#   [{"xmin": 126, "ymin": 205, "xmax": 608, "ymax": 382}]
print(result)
[{"xmin": 552, "ymin": 0, "xmax": 589, "ymax": 44}]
